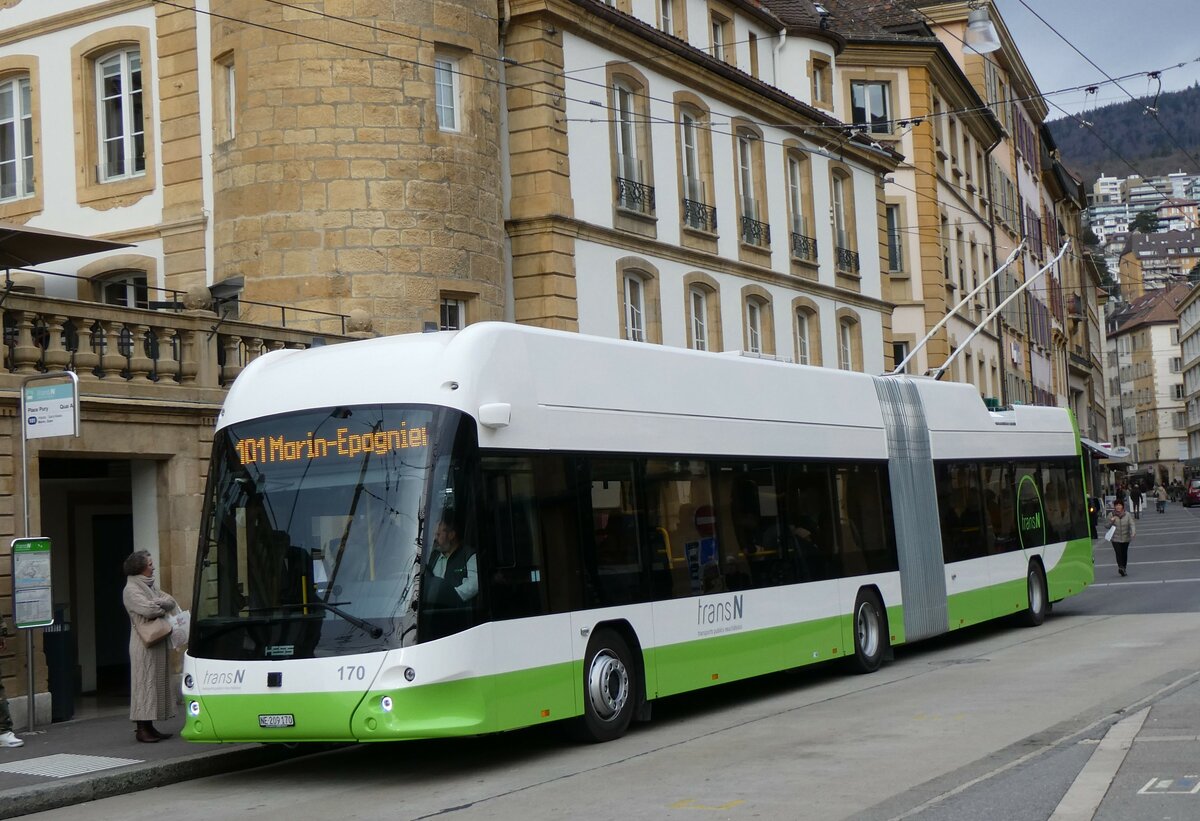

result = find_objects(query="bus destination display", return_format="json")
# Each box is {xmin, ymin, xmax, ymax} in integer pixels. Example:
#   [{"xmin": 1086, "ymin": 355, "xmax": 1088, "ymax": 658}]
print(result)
[{"xmin": 235, "ymin": 424, "xmax": 429, "ymax": 465}]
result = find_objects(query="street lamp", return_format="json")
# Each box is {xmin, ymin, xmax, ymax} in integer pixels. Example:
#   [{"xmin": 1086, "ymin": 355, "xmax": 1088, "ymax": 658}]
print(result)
[{"xmin": 964, "ymin": 4, "xmax": 1002, "ymax": 54}]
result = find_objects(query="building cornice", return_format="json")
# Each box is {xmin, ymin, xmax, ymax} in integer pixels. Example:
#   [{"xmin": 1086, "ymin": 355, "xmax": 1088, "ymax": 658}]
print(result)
[
  {"xmin": 507, "ymin": 214, "xmax": 894, "ymax": 313},
  {"xmin": 0, "ymin": 0, "xmax": 151, "ymax": 48}
]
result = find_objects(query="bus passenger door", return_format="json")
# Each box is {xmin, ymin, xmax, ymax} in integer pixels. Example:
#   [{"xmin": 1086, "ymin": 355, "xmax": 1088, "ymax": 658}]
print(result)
[
  {"xmin": 937, "ymin": 463, "xmax": 992, "ymax": 629},
  {"xmin": 481, "ymin": 455, "xmax": 576, "ymax": 731}
]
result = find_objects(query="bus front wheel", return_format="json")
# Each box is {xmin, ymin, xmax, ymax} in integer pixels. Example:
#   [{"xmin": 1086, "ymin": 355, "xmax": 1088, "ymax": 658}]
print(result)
[
  {"xmin": 851, "ymin": 590, "xmax": 887, "ymax": 674},
  {"xmin": 1022, "ymin": 563, "xmax": 1048, "ymax": 627},
  {"xmin": 577, "ymin": 629, "xmax": 636, "ymax": 743}
]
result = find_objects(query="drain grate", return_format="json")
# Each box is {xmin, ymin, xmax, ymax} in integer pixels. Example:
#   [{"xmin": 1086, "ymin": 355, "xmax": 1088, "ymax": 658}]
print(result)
[{"xmin": 0, "ymin": 754, "xmax": 142, "ymax": 779}]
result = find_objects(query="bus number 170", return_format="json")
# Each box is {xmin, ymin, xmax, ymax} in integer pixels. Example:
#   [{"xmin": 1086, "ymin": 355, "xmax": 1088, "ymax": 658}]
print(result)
[{"xmin": 338, "ymin": 665, "xmax": 366, "ymax": 681}]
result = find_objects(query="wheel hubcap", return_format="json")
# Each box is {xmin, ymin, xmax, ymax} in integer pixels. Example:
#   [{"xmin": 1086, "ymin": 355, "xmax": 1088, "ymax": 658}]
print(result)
[
  {"xmin": 587, "ymin": 649, "xmax": 629, "ymax": 721},
  {"xmin": 857, "ymin": 602, "xmax": 879, "ymax": 658}
]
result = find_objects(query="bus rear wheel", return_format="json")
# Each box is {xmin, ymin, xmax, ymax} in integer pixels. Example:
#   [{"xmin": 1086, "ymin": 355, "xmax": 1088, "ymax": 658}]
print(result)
[
  {"xmin": 851, "ymin": 590, "xmax": 887, "ymax": 674},
  {"xmin": 1022, "ymin": 563, "xmax": 1048, "ymax": 627},
  {"xmin": 577, "ymin": 629, "xmax": 636, "ymax": 743}
]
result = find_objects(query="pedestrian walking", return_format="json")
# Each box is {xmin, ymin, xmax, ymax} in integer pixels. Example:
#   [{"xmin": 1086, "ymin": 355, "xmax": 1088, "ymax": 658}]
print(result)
[
  {"xmin": 1130, "ymin": 484, "xmax": 1143, "ymax": 519},
  {"xmin": 1108, "ymin": 500, "xmax": 1136, "ymax": 576},
  {"xmin": 1156, "ymin": 483, "xmax": 1169, "ymax": 514},
  {"xmin": 0, "ymin": 612, "xmax": 24, "ymax": 748},
  {"xmin": 122, "ymin": 551, "xmax": 177, "ymax": 743}
]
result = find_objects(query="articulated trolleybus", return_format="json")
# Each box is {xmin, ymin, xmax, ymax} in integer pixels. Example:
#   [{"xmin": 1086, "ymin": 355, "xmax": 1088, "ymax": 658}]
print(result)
[{"xmin": 182, "ymin": 323, "xmax": 1092, "ymax": 743}]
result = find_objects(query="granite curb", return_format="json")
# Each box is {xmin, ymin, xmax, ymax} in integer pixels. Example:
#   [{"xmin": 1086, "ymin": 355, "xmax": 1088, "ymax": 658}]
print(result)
[{"xmin": 0, "ymin": 743, "xmax": 301, "ymax": 819}]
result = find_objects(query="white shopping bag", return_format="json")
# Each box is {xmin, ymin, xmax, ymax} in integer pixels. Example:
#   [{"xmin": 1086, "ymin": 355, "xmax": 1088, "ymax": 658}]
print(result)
[
  {"xmin": 169, "ymin": 609, "xmax": 190, "ymax": 650},
  {"xmin": 1104, "ymin": 525, "xmax": 1116, "ymax": 542}
]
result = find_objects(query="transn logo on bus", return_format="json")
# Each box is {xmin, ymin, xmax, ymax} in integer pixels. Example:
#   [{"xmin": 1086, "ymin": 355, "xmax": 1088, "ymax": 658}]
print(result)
[
  {"xmin": 203, "ymin": 669, "xmax": 246, "ymax": 688},
  {"xmin": 698, "ymin": 594, "xmax": 744, "ymax": 626}
]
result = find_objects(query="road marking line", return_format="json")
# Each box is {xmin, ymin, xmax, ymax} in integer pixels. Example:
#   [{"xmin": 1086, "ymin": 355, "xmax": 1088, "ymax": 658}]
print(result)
[
  {"xmin": 1090, "ymin": 577, "xmax": 1200, "ymax": 587},
  {"xmin": 1049, "ymin": 707, "xmax": 1149, "ymax": 821},
  {"xmin": 1094, "ymin": 558, "xmax": 1200, "ymax": 567}
]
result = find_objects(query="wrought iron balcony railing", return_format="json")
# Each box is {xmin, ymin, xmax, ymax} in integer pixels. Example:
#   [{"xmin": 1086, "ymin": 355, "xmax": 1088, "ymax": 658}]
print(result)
[
  {"xmin": 740, "ymin": 215, "xmax": 771, "ymax": 248},
  {"xmin": 682, "ymin": 198, "xmax": 717, "ymax": 232},
  {"xmin": 835, "ymin": 246, "xmax": 861, "ymax": 273},
  {"xmin": 790, "ymin": 232, "xmax": 817, "ymax": 262},
  {"xmin": 616, "ymin": 177, "xmax": 656, "ymax": 215}
]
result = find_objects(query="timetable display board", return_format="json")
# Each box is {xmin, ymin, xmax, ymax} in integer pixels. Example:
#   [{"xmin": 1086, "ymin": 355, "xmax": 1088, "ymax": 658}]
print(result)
[{"xmin": 11, "ymin": 537, "xmax": 53, "ymax": 629}]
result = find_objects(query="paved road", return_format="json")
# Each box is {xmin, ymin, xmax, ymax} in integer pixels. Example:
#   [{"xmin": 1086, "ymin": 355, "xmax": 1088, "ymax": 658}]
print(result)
[
  {"xmin": 1076, "ymin": 502, "xmax": 1200, "ymax": 614},
  {"xmin": 24, "ymin": 506, "xmax": 1200, "ymax": 821}
]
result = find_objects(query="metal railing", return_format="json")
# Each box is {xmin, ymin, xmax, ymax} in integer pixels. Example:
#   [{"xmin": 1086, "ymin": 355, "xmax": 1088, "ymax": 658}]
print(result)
[
  {"xmin": 616, "ymin": 176, "xmax": 656, "ymax": 215},
  {"xmin": 790, "ymin": 232, "xmax": 817, "ymax": 262},
  {"xmin": 740, "ymin": 215, "xmax": 770, "ymax": 247},
  {"xmin": 683, "ymin": 198, "xmax": 717, "ymax": 232},
  {"xmin": 835, "ymin": 246, "xmax": 861, "ymax": 273}
]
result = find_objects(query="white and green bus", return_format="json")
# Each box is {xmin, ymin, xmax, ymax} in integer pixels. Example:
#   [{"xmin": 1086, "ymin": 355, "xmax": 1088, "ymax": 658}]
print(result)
[{"xmin": 181, "ymin": 323, "xmax": 1093, "ymax": 743}]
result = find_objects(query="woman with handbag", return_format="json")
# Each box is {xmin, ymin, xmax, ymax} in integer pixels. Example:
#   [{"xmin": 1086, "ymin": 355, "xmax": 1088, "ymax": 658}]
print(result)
[
  {"xmin": 122, "ymin": 551, "xmax": 177, "ymax": 743},
  {"xmin": 1107, "ymin": 500, "xmax": 1136, "ymax": 577}
]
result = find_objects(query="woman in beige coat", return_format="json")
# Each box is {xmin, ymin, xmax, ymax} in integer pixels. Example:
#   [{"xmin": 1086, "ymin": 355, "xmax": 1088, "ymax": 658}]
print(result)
[{"xmin": 122, "ymin": 551, "xmax": 177, "ymax": 743}]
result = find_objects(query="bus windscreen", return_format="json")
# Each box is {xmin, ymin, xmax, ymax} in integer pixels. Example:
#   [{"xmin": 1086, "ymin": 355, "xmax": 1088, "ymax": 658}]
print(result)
[{"xmin": 193, "ymin": 405, "xmax": 460, "ymax": 660}]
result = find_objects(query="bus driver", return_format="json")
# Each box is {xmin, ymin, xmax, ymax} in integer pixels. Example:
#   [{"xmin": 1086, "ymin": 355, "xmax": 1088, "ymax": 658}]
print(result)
[{"xmin": 427, "ymin": 513, "xmax": 478, "ymax": 605}]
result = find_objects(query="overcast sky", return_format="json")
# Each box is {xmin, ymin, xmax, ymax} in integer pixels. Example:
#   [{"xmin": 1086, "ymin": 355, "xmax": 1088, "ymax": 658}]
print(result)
[{"xmin": 991, "ymin": 0, "xmax": 1200, "ymax": 120}]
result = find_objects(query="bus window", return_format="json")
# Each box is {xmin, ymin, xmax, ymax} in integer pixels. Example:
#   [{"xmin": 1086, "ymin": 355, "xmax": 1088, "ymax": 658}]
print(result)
[
  {"xmin": 586, "ymin": 459, "xmax": 646, "ymax": 605},
  {"xmin": 1063, "ymin": 459, "xmax": 1088, "ymax": 540},
  {"xmin": 780, "ymin": 463, "xmax": 838, "ymax": 582},
  {"xmin": 980, "ymin": 462, "xmax": 1017, "ymax": 553},
  {"xmin": 1041, "ymin": 462, "xmax": 1072, "ymax": 543},
  {"xmin": 936, "ymin": 463, "xmax": 986, "ymax": 563},
  {"xmin": 834, "ymin": 463, "xmax": 897, "ymax": 575},
  {"xmin": 644, "ymin": 458, "xmax": 715, "ymax": 598},
  {"xmin": 712, "ymin": 463, "xmax": 778, "ymax": 591},
  {"xmin": 483, "ymin": 456, "xmax": 549, "ymax": 620},
  {"xmin": 1015, "ymin": 462, "xmax": 1045, "ymax": 549}
]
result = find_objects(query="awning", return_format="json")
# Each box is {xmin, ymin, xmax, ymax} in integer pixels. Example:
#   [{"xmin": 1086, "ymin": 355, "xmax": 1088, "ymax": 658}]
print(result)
[
  {"xmin": 1081, "ymin": 438, "xmax": 1133, "ymax": 464},
  {"xmin": 0, "ymin": 221, "xmax": 132, "ymax": 268}
]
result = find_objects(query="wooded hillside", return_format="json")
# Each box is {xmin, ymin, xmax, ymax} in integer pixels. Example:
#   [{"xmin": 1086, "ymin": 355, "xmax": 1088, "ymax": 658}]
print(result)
[{"xmin": 1046, "ymin": 83, "xmax": 1200, "ymax": 185}]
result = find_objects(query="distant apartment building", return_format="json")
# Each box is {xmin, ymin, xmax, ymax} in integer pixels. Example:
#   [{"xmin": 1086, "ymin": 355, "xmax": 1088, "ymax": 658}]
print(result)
[
  {"xmin": 1179, "ymin": 284, "xmax": 1200, "ymax": 470},
  {"xmin": 1119, "ymin": 229, "xmax": 1200, "ymax": 298},
  {"xmin": 1105, "ymin": 283, "xmax": 1190, "ymax": 484}
]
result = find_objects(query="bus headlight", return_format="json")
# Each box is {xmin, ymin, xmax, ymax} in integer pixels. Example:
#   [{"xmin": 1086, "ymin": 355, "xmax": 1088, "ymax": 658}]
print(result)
[
  {"xmin": 188, "ymin": 700, "xmax": 201, "ymax": 717},
  {"xmin": 380, "ymin": 696, "xmax": 393, "ymax": 713}
]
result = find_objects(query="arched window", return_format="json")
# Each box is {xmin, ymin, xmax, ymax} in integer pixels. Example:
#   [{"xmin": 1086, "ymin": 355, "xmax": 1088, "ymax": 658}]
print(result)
[
  {"xmin": 786, "ymin": 149, "xmax": 816, "ymax": 263},
  {"xmin": 616, "ymin": 259, "xmax": 661, "ymax": 343},
  {"xmin": 734, "ymin": 124, "xmax": 769, "ymax": 249},
  {"xmin": 683, "ymin": 273, "xmax": 722, "ymax": 352},
  {"xmin": 678, "ymin": 103, "xmax": 716, "ymax": 232},
  {"xmin": 95, "ymin": 269, "xmax": 148, "ymax": 309},
  {"xmin": 741, "ymin": 285, "xmax": 774, "ymax": 355},
  {"xmin": 830, "ymin": 166, "xmax": 859, "ymax": 274},
  {"xmin": 609, "ymin": 70, "xmax": 654, "ymax": 216},
  {"xmin": 836, "ymin": 309, "xmax": 863, "ymax": 372},
  {"xmin": 792, "ymin": 298, "xmax": 823, "ymax": 367}
]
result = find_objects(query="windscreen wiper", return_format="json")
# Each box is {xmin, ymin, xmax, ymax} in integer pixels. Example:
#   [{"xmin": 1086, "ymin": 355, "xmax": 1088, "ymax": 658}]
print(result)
[{"xmin": 248, "ymin": 601, "xmax": 383, "ymax": 639}]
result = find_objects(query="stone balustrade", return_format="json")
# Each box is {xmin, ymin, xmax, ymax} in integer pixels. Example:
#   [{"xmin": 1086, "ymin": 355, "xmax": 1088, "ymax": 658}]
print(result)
[{"xmin": 0, "ymin": 292, "xmax": 353, "ymax": 395}]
